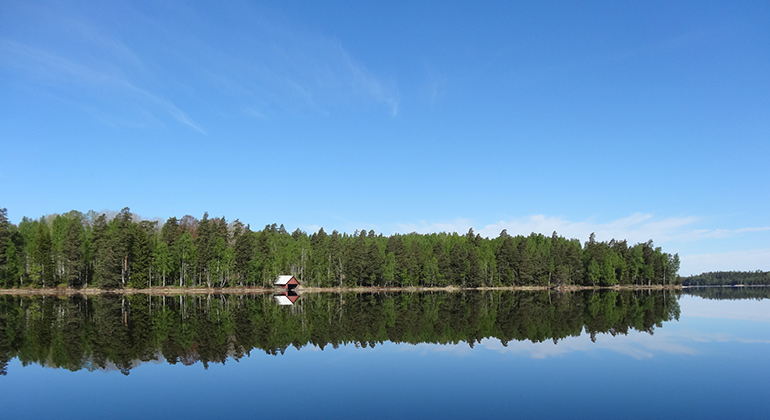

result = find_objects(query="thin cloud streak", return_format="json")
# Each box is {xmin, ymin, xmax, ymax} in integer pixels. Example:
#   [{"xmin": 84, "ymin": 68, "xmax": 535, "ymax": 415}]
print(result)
[
  {"xmin": 132, "ymin": 87, "xmax": 207, "ymax": 135},
  {"xmin": 1, "ymin": 35, "xmax": 205, "ymax": 134},
  {"xmin": 1, "ymin": 39, "xmax": 107, "ymax": 84},
  {"xmin": 395, "ymin": 218, "xmax": 475, "ymax": 235},
  {"xmin": 403, "ymin": 331, "xmax": 703, "ymax": 360},
  {"xmin": 476, "ymin": 213, "xmax": 703, "ymax": 244},
  {"xmin": 480, "ymin": 328, "xmax": 766, "ymax": 360},
  {"xmin": 680, "ymin": 248, "xmax": 770, "ymax": 276},
  {"xmin": 197, "ymin": 8, "xmax": 400, "ymax": 118},
  {"xmin": 338, "ymin": 41, "xmax": 400, "ymax": 116},
  {"xmin": 396, "ymin": 213, "xmax": 768, "ymax": 244},
  {"xmin": 4, "ymin": 3, "xmax": 400, "ymax": 131}
]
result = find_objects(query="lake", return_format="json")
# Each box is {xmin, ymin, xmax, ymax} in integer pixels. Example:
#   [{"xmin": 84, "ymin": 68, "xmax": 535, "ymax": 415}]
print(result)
[{"xmin": 1, "ymin": 289, "xmax": 768, "ymax": 419}]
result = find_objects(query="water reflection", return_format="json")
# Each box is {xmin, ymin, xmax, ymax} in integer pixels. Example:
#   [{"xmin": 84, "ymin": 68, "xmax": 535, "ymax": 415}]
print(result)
[
  {"xmin": 2, "ymin": 290, "xmax": 769, "ymax": 420},
  {"xmin": 273, "ymin": 290, "xmax": 300, "ymax": 305},
  {"xmin": 0, "ymin": 290, "xmax": 681, "ymax": 375},
  {"xmin": 682, "ymin": 286, "xmax": 770, "ymax": 301}
]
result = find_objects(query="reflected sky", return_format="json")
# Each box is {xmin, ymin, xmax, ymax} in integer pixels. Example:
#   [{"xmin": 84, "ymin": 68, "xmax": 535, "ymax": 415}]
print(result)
[
  {"xmin": 681, "ymin": 294, "xmax": 770, "ymax": 323},
  {"xmin": 2, "ymin": 294, "xmax": 770, "ymax": 419}
]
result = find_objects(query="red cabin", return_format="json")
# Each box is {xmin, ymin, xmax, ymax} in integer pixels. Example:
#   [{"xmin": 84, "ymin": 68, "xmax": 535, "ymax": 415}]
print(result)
[{"xmin": 274, "ymin": 275, "xmax": 300, "ymax": 290}]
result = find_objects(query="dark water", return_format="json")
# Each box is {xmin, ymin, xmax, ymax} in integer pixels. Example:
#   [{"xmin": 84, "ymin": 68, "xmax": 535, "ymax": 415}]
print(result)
[{"xmin": 0, "ymin": 289, "xmax": 768, "ymax": 419}]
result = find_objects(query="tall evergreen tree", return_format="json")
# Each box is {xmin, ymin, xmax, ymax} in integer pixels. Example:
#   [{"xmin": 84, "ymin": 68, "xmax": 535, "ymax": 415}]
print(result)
[
  {"xmin": 0, "ymin": 208, "xmax": 12, "ymax": 285},
  {"xmin": 153, "ymin": 240, "xmax": 171, "ymax": 287},
  {"xmin": 113, "ymin": 208, "xmax": 134, "ymax": 288},
  {"xmin": 92, "ymin": 214, "xmax": 121, "ymax": 289},
  {"xmin": 0, "ymin": 209, "xmax": 10, "ymax": 269},
  {"xmin": 62, "ymin": 217, "xmax": 85, "ymax": 287},
  {"xmin": 31, "ymin": 221, "xmax": 54, "ymax": 287},
  {"xmin": 233, "ymin": 223, "xmax": 255, "ymax": 286}
]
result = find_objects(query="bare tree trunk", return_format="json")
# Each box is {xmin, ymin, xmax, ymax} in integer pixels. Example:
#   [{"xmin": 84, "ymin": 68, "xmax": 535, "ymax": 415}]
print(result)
[
  {"xmin": 338, "ymin": 256, "xmax": 343, "ymax": 288},
  {"xmin": 122, "ymin": 254, "xmax": 128, "ymax": 287}
]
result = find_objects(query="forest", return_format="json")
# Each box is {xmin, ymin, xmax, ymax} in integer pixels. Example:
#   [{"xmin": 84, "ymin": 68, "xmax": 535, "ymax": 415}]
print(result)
[
  {"xmin": 0, "ymin": 290, "xmax": 681, "ymax": 375},
  {"xmin": 681, "ymin": 271, "xmax": 770, "ymax": 286},
  {"xmin": 0, "ymin": 207, "xmax": 680, "ymax": 289}
]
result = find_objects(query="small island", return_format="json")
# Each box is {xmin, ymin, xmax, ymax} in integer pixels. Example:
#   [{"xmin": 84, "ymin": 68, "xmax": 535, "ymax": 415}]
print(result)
[{"xmin": 681, "ymin": 270, "xmax": 770, "ymax": 286}]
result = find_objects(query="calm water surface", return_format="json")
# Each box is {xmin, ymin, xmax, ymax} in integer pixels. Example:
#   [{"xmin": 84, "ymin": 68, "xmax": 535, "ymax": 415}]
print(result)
[{"xmin": 1, "ymin": 289, "xmax": 768, "ymax": 419}]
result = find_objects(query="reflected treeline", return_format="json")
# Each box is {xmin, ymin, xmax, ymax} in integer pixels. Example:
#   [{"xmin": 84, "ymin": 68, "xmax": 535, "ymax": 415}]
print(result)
[
  {"xmin": 683, "ymin": 286, "xmax": 770, "ymax": 301},
  {"xmin": 0, "ymin": 290, "xmax": 680, "ymax": 375}
]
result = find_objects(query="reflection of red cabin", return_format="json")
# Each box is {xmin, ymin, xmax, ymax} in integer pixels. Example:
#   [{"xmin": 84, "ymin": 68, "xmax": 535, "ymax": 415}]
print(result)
[
  {"xmin": 274, "ymin": 275, "xmax": 300, "ymax": 290},
  {"xmin": 273, "ymin": 291, "xmax": 299, "ymax": 305}
]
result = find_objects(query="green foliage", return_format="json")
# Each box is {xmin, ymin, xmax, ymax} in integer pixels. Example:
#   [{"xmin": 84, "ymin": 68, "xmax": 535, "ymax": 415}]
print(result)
[
  {"xmin": 62, "ymin": 216, "xmax": 85, "ymax": 287},
  {"xmin": 0, "ymin": 208, "xmax": 681, "ymax": 289},
  {"xmin": 683, "ymin": 286, "xmax": 770, "ymax": 300},
  {"xmin": 0, "ymin": 290, "xmax": 681, "ymax": 374},
  {"xmin": 153, "ymin": 241, "xmax": 171, "ymax": 287},
  {"xmin": 92, "ymin": 214, "xmax": 119, "ymax": 288},
  {"xmin": 682, "ymin": 270, "xmax": 770, "ymax": 286},
  {"xmin": 0, "ymin": 209, "xmax": 21, "ymax": 287},
  {"xmin": 174, "ymin": 231, "xmax": 195, "ymax": 287},
  {"xmin": 31, "ymin": 221, "xmax": 54, "ymax": 287}
]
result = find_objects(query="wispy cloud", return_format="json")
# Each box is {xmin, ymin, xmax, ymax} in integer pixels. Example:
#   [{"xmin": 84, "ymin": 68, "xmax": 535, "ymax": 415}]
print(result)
[
  {"xmin": 3, "ymin": 3, "xmax": 400, "ymax": 131},
  {"xmin": 135, "ymin": 88, "xmax": 206, "ymax": 135},
  {"xmin": 397, "ymin": 213, "xmax": 769, "ymax": 245},
  {"xmin": 391, "ymin": 319, "xmax": 770, "ymax": 360},
  {"xmin": 683, "ymin": 227, "xmax": 770, "ymax": 240},
  {"xmin": 338, "ymin": 41, "xmax": 400, "ymax": 116},
  {"xmin": 199, "ymin": 9, "xmax": 400, "ymax": 118},
  {"xmin": 683, "ymin": 297, "xmax": 770, "ymax": 323},
  {"xmin": 680, "ymin": 248, "xmax": 770, "ymax": 276},
  {"xmin": 475, "ymin": 213, "xmax": 702, "ymax": 243},
  {"xmin": 1, "ymin": 39, "xmax": 106, "ymax": 84},
  {"xmin": 1, "ymin": 28, "xmax": 205, "ymax": 133},
  {"xmin": 395, "ymin": 218, "xmax": 475, "ymax": 235},
  {"xmin": 397, "ymin": 332, "xmax": 701, "ymax": 360},
  {"xmin": 418, "ymin": 60, "xmax": 448, "ymax": 108}
]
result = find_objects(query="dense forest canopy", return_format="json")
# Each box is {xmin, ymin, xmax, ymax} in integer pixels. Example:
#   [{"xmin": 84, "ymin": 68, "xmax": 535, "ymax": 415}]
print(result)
[
  {"xmin": 0, "ymin": 290, "xmax": 681, "ymax": 375},
  {"xmin": 681, "ymin": 271, "xmax": 770, "ymax": 286},
  {"xmin": 0, "ymin": 207, "xmax": 680, "ymax": 289}
]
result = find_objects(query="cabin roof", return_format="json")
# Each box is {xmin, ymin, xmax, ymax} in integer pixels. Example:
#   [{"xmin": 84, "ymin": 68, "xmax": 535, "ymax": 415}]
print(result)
[{"xmin": 274, "ymin": 275, "xmax": 297, "ymax": 285}]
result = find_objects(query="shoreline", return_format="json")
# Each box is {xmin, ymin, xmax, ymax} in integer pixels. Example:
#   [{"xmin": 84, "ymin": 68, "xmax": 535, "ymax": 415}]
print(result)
[{"xmin": 0, "ymin": 284, "xmax": 684, "ymax": 296}]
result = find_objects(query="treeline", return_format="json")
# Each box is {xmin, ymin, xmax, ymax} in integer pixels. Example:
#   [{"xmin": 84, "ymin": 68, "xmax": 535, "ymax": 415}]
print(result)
[
  {"xmin": 683, "ymin": 286, "xmax": 770, "ymax": 301},
  {"xmin": 681, "ymin": 270, "xmax": 770, "ymax": 286},
  {"xmin": 0, "ymin": 290, "xmax": 681, "ymax": 375},
  {"xmin": 0, "ymin": 207, "xmax": 680, "ymax": 289}
]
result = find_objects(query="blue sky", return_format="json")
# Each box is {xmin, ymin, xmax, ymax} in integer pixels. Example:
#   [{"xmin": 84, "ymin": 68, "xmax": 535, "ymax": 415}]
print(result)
[{"xmin": 1, "ymin": 0, "xmax": 768, "ymax": 275}]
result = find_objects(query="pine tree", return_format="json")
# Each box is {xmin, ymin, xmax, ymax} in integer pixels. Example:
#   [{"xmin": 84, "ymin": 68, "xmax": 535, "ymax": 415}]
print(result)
[
  {"xmin": 62, "ymin": 217, "xmax": 85, "ymax": 287},
  {"xmin": 233, "ymin": 224, "xmax": 255, "ymax": 286},
  {"xmin": 92, "ymin": 214, "xmax": 121, "ymax": 289},
  {"xmin": 0, "ymin": 208, "xmax": 10, "ymax": 268},
  {"xmin": 153, "ymin": 240, "xmax": 170, "ymax": 287},
  {"xmin": 31, "ymin": 221, "xmax": 54, "ymax": 287}
]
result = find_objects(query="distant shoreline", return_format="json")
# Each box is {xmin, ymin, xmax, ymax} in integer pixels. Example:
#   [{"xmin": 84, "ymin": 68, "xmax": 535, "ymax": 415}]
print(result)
[{"xmin": 0, "ymin": 284, "xmax": 684, "ymax": 296}]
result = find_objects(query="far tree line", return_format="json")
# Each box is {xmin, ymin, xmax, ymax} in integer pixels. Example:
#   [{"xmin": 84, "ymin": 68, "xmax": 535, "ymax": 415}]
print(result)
[
  {"xmin": 0, "ymin": 207, "xmax": 680, "ymax": 289},
  {"xmin": 681, "ymin": 270, "xmax": 770, "ymax": 286}
]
